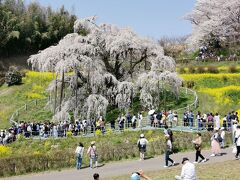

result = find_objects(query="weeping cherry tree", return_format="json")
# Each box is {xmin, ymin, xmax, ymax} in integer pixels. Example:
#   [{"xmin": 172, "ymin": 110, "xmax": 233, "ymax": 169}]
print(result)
[{"xmin": 28, "ymin": 16, "xmax": 181, "ymax": 121}]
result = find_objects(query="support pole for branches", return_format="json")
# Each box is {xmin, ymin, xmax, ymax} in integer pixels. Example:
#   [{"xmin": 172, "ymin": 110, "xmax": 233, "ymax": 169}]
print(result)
[
  {"xmin": 75, "ymin": 68, "xmax": 78, "ymax": 109},
  {"xmin": 157, "ymin": 80, "xmax": 160, "ymax": 111},
  {"xmin": 59, "ymin": 71, "xmax": 65, "ymax": 111},
  {"xmin": 54, "ymin": 73, "xmax": 58, "ymax": 114}
]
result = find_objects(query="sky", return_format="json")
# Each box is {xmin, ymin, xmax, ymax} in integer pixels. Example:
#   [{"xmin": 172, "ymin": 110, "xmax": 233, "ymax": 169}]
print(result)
[{"xmin": 25, "ymin": 0, "xmax": 196, "ymax": 39}]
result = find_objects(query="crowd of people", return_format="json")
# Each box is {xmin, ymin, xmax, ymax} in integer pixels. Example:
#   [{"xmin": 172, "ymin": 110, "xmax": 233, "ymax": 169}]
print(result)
[
  {"xmin": 183, "ymin": 111, "xmax": 239, "ymax": 131},
  {"xmin": 0, "ymin": 117, "xmax": 107, "ymax": 144},
  {"xmin": 1, "ymin": 110, "xmax": 239, "ymax": 146},
  {"xmin": 1, "ymin": 109, "xmax": 240, "ymax": 179},
  {"xmin": 90, "ymin": 123, "xmax": 240, "ymax": 180},
  {"xmin": 83, "ymin": 122, "xmax": 240, "ymax": 180}
]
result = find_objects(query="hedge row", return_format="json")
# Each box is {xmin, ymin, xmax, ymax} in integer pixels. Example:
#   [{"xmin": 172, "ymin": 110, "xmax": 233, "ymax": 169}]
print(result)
[{"xmin": 0, "ymin": 131, "xmax": 232, "ymax": 177}]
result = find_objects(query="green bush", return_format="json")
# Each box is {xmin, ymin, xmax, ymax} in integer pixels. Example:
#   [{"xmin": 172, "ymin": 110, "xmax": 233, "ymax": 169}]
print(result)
[
  {"xmin": 179, "ymin": 67, "xmax": 186, "ymax": 74},
  {"xmin": 0, "ymin": 130, "xmax": 232, "ymax": 177},
  {"xmin": 188, "ymin": 66, "xmax": 196, "ymax": 73},
  {"xmin": 228, "ymin": 66, "xmax": 238, "ymax": 73},
  {"xmin": 196, "ymin": 66, "xmax": 206, "ymax": 73}
]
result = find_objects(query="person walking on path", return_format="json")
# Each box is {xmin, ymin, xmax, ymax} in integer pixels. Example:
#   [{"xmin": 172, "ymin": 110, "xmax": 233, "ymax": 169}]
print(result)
[
  {"xmin": 175, "ymin": 157, "xmax": 196, "ymax": 180},
  {"xmin": 87, "ymin": 141, "xmax": 98, "ymax": 168},
  {"xmin": 164, "ymin": 135, "xmax": 175, "ymax": 167},
  {"xmin": 234, "ymin": 125, "xmax": 240, "ymax": 159},
  {"xmin": 75, "ymin": 142, "xmax": 84, "ymax": 170},
  {"xmin": 210, "ymin": 129, "xmax": 222, "ymax": 157},
  {"xmin": 192, "ymin": 133, "xmax": 207, "ymax": 163},
  {"xmin": 137, "ymin": 134, "xmax": 148, "ymax": 161}
]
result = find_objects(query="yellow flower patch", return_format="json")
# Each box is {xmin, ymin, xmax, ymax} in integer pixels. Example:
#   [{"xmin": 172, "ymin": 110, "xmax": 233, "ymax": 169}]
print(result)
[
  {"xmin": 0, "ymin": 145, "xmax": 12, "ymax": 157},
  {"xmin": 180, "ymin": 73, "xmax": 240, "ymax": 81},
  {"xmin": 199, "ymin": 86, "xmax": 240, "ymax": 104}
]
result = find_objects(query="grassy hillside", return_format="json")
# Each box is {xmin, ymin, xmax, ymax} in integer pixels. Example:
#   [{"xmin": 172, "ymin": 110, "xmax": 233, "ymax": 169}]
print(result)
[
  {"xmin": 0, "ymin": 71, "xmax": 196, "ymax": 128},
  {"xmin": 0, "ymin": 71, "xmax": 54, "ymax": 128},
  {"xmin": 180, "ymin": 73, "xmax": 240, "ymax": 115},
  {"xmin": 1, "ymin": 69, "xmax": 240, "ymax": 128}
]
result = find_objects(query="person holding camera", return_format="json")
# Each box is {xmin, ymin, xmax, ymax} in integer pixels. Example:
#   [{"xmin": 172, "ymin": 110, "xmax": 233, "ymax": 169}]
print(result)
[
  {"xmin": 130, "ymin": 170, "xmax": 151, "ymax": 180},
  {"xmin": 175, "ymin": 157, "xmax": 196, "ymax": 180}
]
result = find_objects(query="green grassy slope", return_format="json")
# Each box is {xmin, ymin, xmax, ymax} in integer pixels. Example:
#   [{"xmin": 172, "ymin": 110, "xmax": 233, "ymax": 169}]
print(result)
[{"xmin": 0, "ymin": 71, "xmax": 54, "ymax": 128}]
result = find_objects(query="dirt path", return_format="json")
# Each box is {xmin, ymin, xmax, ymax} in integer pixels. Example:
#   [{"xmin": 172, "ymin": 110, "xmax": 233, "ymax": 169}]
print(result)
[
  {"xmin": 0, "ymin": 87, "xmax": 14, "ymax": 96},
  {"xmin": 2, "ymin": 147, "xmax": 235, "ymax": 180}
]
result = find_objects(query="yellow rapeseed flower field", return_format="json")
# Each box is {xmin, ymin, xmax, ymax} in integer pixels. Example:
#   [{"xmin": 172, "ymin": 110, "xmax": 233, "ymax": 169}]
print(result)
[
  {"xmin": 199, "ymin": 86, "xmax": 240, "ymax": 104},
  {"xmin": 180, "ymin": 73, "xmax": 240, "ymax": 81}
]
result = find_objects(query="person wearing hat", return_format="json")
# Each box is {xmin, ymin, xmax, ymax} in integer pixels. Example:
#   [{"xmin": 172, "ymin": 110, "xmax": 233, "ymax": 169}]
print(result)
[
  {"xmin": 175, "ymin": 157, "xmax": 196, "ymax": 180},
  {"xmin": 234, "ymin": 125, "xmax": 240, "ymax": 159},
  {"xmin": 87, "ymin": 141, "xmax": 98, "ymax": 168},
  {"xmin": 130, "ymin": 170, "xmax": 151, "ymax": 180},
  {"xmin": 137, "ymin": 134, "xmax": 148, "ymax": 161},
  {"xmin": 210, "ymin": 128, "xmax": 221, "ymax": 157},
  {"xmin": 75, "ymin": 142, "xmax": 84, "ymax": 169}
]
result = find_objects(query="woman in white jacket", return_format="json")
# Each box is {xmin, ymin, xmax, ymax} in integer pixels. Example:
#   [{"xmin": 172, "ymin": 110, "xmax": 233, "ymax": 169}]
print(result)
[{"xmin": 75, "ymin": 142, "xmax": 84, "ymax": 170}]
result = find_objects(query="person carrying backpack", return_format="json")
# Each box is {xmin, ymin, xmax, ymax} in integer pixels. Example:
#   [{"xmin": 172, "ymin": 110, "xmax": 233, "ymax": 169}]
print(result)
[
  {"xmin": 87, "ymin": 141, "xmax": 98, "ymax": 168},
  {"xmin": 137, "ymin": 134, "xmax": 148, "ymax": 161},
  {"xmin": 210, "ymin": 129, "xmax": 221, "ymax": 157}
]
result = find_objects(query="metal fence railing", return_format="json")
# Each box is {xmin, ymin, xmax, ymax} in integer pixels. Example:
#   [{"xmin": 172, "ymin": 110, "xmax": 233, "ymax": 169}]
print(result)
[
  {"xmin": 6, "ymin": 87, "xmax": 200, "ymax": 142},
  {"xmin": 9, "ymin": 98, "xmax": 49, "ymax": 125}
]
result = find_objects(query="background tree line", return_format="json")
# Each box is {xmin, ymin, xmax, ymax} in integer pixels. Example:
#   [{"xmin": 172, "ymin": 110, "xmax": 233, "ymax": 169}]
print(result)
[{"xmin": 0, "ymin": 0, "xmax": 77, "ymax": 56}]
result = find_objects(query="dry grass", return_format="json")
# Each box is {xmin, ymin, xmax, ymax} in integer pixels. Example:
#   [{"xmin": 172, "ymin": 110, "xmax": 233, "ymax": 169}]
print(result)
[{"xmin": 104, "ymin": 160, "xmax": 240, "ymax": 180}]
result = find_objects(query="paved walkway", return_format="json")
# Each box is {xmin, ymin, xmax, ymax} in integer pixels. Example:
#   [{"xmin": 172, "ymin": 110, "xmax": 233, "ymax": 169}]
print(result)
[{"xmin": 3, "ymin": 147, "xmax": 235, "ymax": 180}]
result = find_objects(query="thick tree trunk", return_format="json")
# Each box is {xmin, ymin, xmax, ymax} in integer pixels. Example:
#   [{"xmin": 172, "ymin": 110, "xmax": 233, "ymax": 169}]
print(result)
[{"xmin": 53, "ymin": 73, "xmax": 58, "ymax": 114}]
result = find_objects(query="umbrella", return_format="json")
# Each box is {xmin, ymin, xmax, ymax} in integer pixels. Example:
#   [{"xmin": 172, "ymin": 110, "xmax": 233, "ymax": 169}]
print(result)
[{"xmin": 148, "ymin": 109, "xmax": 155, "ymax": 115}]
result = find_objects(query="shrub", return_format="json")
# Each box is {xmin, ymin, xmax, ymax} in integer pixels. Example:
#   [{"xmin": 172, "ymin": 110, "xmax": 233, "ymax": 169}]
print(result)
[
  {"xmin": 0, "ymin": 131, "xmax": 232, "ymax": 177},
  {"xmin": 95, "ymin": 129, "xmax": 102, "ymax": 137},
  {"xmin": 0, "ymin": 145, "xmax": 12, "ymax": 158},
  {"xmin": 106, "ymin": 128, "xmax": 113, "ymax": 136},
  {"xmin": 66, "ymin": 131, "xmax": 73, "ymax": 138},
  {"xmin": 179, "ymin": 67, "xmax": 186, "ymax": 74},
  {"xmin": 196, "ymin": 66, "xmax": 206, "ymax": 73},
  {"xmin": 207, "ymin": 66, "xmax": 219, "ymax": 73},
  {"xmin": 186, "ymin": 81, "xmax": 195, "ymax": 88},
  {"xmin": 228, "ymin": 66, "xmax": 238, "ymax": 73},
  {"xmin": 222, "ymin": 76, "xmax": 228, "ymax": 83},
  {"xmin": 188, "ymin": 66, "xmax": 196, "ymax": 73}
]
